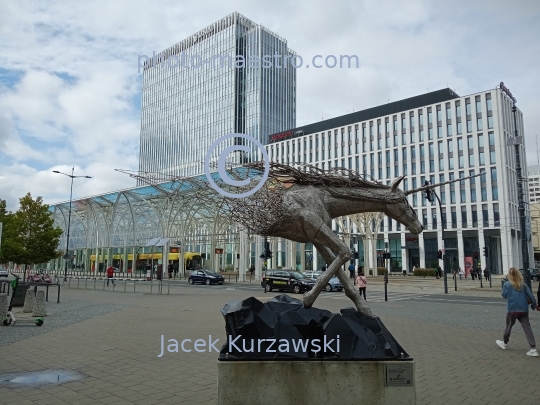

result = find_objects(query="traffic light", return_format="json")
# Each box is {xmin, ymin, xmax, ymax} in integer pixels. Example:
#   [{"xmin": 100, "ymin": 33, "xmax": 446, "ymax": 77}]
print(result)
[
  {"xmin": 353, "ymin": 251, "xmax": 359, "ymax": 259},
  {"xmin": 474, "ymin": 251, "xmax": 479, "ymax": 259},
  {"xmin": 437, "ymin": 250, "xmax": 442, "ymax": 259},
  {"xmin": 483, "ymin": 247, "xmax": 488, "ymax": 257},
  {"xmin": 424, "ymin": 181, "xmax": 434, "ymax": 202}
]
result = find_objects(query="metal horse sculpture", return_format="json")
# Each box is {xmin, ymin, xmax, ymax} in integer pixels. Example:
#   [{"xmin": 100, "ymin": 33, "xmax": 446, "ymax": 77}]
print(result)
[{"xmin": 224, "ymin": 163, "xmax": 424, "ymax": 317}]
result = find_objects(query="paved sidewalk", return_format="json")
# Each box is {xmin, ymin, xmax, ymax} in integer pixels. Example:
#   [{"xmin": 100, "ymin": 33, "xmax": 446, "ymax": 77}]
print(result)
[{"xmin": 1, "ymin": 285, "xmax": 539, "ymax": 404}]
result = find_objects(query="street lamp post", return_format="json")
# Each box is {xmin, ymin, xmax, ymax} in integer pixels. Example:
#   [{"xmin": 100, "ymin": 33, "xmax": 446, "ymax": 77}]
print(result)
[
  {"xmin": 512, "ymin": 104, "xmax": 531, "ymax": 290},
  {"xmin": 53, "ymin": 167, "xmax": 92, "ymax": 281},
  {"xmin": 425, "ymin": 182, "xmax": 448, "ymax": 294}
]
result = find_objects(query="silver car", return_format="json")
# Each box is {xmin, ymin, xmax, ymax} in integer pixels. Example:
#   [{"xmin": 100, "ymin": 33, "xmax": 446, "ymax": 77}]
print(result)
[
  {"xmin": 303, "ymin": 270, "xmax": 342, "ymax": 292},
  {"xmin": 0, "ymin": 268, "xmax": 8, "ymax": 278}
]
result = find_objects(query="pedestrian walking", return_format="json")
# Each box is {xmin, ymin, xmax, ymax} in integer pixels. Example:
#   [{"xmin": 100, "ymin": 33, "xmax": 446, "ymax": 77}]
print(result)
[
  {"xmin": 106, "ymin": 265, "xmax": 116, "ymax": 287},
  {"xmin": 496, "ymin": 267, "xmax": 538, "ymax": 357},
  {"xmin": 356, "ymin": 271, "xmax": 367, "ymax": 300},
  {"xmin": 250, "ymin": 264, "xmax": 255, "ymax": 278},
  {"xmin": 348, "ymin": 263, "xmax": 356, "ymax": 282},
  {"xmin": 483, "ymin": 267, "xmax": 489, "ymax": 281},
  {"xmin": 458, "ymin": 267, "xmax": 464, "ymax": 280},
  {"xmin": 168, "ymin": 263, "xmax": 173, "ymax": 279},
  {"xmin": 173, "ymin": 262, "xmax": 179, "ymax": 278}
]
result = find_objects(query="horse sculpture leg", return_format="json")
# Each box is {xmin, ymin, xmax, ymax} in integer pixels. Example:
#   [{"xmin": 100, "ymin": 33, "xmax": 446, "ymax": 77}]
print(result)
[
  {"xmin": 312, "ymin": 242, "xmax": 372, "ymax": 317},
  {"xmin": 302, "ymin": 222, "xmax": 372, "ymax": 316}
]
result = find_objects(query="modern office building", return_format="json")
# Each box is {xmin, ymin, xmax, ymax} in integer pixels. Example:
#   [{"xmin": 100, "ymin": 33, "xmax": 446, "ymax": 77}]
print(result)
[
  {"xmin": 138, "ymin": 11, "xmax": 296, "ymax": 181},
  {"xmin": 266, "ymin": 87, "xmax": 532, "ymax": 275},
  {"xmin": 527, "ymin": 165, "xmax": 540, "ymax": 203}
]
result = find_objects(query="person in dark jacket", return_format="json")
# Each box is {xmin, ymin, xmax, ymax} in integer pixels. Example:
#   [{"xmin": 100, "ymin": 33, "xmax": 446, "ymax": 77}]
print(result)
[
  {"xmin": 483, "ymin": 268, "xmax": 490, "ymax": 281},
  {"xmin": 496, "ymin": 267, "xmax": 537, "ymax": 356}
]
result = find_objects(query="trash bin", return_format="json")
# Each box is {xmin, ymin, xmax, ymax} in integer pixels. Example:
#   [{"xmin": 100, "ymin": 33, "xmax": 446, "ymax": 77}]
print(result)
[
  {"xmin": 12, "ymin": 282, "xmax": 30, "ymax": 307},
  {"xmin": 501, "ymin": 278, "xmax": 508, "ymax": 289}
]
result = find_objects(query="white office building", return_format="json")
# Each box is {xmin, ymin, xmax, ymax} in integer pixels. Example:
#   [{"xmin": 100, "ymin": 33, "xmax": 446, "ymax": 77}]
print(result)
[
  {"xmin": 266, "ymin": 87, "xmax": 533, "ymax": 275},
  {"xmin": 527, "ymin": 165, "xmax": 540, "ymax": 203},
  {"xmin": 138, "ymin": 11, "xmax": 296, "ymax": 181}
]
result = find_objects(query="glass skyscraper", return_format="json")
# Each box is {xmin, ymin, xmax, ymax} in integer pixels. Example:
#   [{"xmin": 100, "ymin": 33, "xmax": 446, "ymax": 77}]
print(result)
[{"xmin": 138, "ymin": 12, "xmax": 296, "ymax": 180}]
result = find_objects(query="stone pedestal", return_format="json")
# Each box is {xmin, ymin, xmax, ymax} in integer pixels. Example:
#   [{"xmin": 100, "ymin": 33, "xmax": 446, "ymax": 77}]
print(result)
[{"xmin": 218, "ymin": 360, "xmax": 415, "ymax": 405}]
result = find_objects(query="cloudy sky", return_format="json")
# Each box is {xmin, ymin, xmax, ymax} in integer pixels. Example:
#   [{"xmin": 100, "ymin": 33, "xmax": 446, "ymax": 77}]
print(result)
[{"xmin": 1, "ymin": 0, "xmax": 539, "ymax": 211}]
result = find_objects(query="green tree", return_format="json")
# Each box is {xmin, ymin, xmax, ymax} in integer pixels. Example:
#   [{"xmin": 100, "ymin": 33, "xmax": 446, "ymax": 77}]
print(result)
[
  {"xmin": 1, "ymin": 193, "xmax": 63, "ymax": 276},
  {"xmin": 0, "ymin": 199, "xmax": 15, "ymax": 264}
]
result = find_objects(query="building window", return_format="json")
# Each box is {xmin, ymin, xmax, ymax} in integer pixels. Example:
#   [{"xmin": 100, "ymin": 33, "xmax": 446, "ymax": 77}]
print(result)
[
  {"xmin": 466, "ymin": 100, "xmax": 471, "ymax": 115},
  {"xmin": 492, "ymin": 186, "xmax": 498, "ymax": 200},
  {"xmin": 436, "ymin": 108, "xmax": 442, "ymax": 122},
  {"xmin": 387, "ymin": 167, "xmax": 391, "ymax": 178},
  {"xmin": 488, "ymin": 131, "xmax": 495, "ymax": 146},
  {"xmin": 490, "ymin": 150, "xmax": 496, "ymax": 164},
  {"xmin": 412, "ymin": 162, "xmax": 416, "ymax": 175},
  {"xmin": 419, "ymin": 129, "xmax": 424, "ymax": 142},
  {"xmin": 483, "ymin": 205, "xmax": 489, "ymax": 227},
  {"xmin": 410, "ymin": 131, "xmax": 415, "ymax": 143},
  {"xmin": 487, "ymin": 116, "xmax": 493, "ymax": 129},
  {"xmin": 402, "ymin": 132, "xmax": 407, "ymax": 145},
  {"xmin": 457, "ymin": 121, "xmax": 462, "ymax": 135},
  {"xmin": 477, "ymin": 118, "xmax": 483, "ymax": 131},
  {"xmin": 403, "ymin": 164, "xmax": 408, "ymax": 175},
  {"xmin": 420, "ymin": 145, "xmax": 425, "ymax": 157},
  {"xmin": 451, "ymin": 211, "xmax": 457, "ymax": 228},
  {"xmin": 461, "ymin": 189, "xmax": 466, "ymax": 203},
  {"xmin": 421, "ymin": 161, "xmax": 425, "ymax": 174},
  {"xmin": 428, "ymin": 127, "xmax": 433, "ymax": 140},
  {"xmin": 430, "ymin": 160, "xmax": 435, "ymax": 172},
  {"xmin": 423, "ymin": 210, "xmax": 428, "ymax": 227},
  {"xmin": 466, "ymin": 120, "xmax": 472, "ymax": 132},
  {"xmin": 413, "ymin": 194, "xmax": 417, "ymax": 207},
  {"xmin": 476, "ymin": 98, "xmax": 482, "ymax": 113},
  {"xmin": 428, "ymin": 110, "xmax": 433, "ymax": 124},
  {"xmin": 432, "ymin": 210, "xmax": 437, "ymax": 229},
  {"xmin": 447, "ymin": 124, "xmax": 452, "ymax": 136},
  {"xmin": 472, "ymin": 209, "xmax": 478, "ymax": 227},
  {"xmin": 461, "ymin": 209, "xmax": 467, "ymax": 228},
  {"xmin": 494, "ymin": 204, "xmax": 500, "ymax": 226},
  {"xmin": 456, "ymin": 102, "xmax": 461, "ymax": 118},
  {"xmin": 410, "ymin": 115, "xmax": 415, "ymax": 128},
  {"xmin": 437, "ymin": 125, "xmax": 443, "ymax": 138}
]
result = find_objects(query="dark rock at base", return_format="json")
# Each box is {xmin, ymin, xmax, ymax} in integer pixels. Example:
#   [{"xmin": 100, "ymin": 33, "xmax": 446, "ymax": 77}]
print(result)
[{"xmin": 219, "ymin": 294, "xmax": 409, "ymax": 360}]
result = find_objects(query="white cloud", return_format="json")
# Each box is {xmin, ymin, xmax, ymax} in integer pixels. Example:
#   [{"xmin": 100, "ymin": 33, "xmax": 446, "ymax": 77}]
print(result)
[{"xmin": 1, "ymin": 0, "xmax": 540, "ymax": 211}]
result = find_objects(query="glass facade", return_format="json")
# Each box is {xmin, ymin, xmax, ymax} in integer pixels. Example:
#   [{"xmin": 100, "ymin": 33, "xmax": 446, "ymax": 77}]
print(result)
[{"xmin": 138, "ymin": 12, "xmax": 295, "ymax": 181}]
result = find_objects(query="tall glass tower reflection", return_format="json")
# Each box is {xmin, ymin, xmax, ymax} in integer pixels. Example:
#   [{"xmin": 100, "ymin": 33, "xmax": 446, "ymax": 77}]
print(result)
[{"xmin": 138, "ymin": 12, "xmax": 296, "ymax": 181}]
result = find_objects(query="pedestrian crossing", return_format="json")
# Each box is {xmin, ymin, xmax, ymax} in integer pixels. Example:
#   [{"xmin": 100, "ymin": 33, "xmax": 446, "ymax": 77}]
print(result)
[{"xmin": 321, "ymin": 291, "xmax": 431, "ymax": 302}]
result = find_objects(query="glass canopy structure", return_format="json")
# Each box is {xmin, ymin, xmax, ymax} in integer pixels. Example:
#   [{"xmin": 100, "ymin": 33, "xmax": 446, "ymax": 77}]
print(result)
[{"xmin": 47, "ymin": 169, "xmax": 310, "ymax": 278}]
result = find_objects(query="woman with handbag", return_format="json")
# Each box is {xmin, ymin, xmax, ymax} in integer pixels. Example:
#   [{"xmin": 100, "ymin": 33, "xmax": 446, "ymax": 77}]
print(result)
[{"xmin": 496, "ymin": 267, "xmax": 538, "ymax": 356}]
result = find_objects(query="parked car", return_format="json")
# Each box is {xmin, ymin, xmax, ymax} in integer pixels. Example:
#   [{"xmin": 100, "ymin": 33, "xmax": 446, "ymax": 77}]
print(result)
[
  {"xmin": 188, "ymin": 270, "xmax": 224, "ymax": 285},
  {"xmin": 302, "ymin": 270, "xmax": 343, "ymax": 292},
  {"xmin": 261, "ymin": 270, "xmax": 316, "ymax": 294},
  {"xmin": 0, "ymin": 268, "xmax": 8, "ymax": 278},
  {"xmin": 519, "ymin": 268, "xmax": 540, "ymax": 282}
]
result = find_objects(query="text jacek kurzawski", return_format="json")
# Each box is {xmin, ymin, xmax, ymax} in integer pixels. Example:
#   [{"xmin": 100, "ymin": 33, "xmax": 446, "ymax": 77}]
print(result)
[{"xmin": 157, "ymin": 335, "xmax": 341, "ymax": 357}]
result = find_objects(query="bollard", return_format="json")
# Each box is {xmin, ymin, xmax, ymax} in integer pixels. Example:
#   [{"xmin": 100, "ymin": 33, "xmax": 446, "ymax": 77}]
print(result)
[
  {"xmin": 134, "ymin": 280, "xmax": 136, "ymax": 293},
  {"xmin": 384, "ymin": 273, "xmax": 388, "ymax": 302},
  {"xmin": 103, "ymin": 279, "xmax": 106, "ymax": 291},
  {"xmin": 167, "ymin": 279, "xmax": 170, "ymax": 295},
  {"xmin": 68, "ymin": 278, "xmax": 71, "ymax": 288},
  {"xmin": 85, "ymin": 278, "xmax": 88, "ymax": 289},
  {"xmin": 94, "ymin": 278, "xmax": 97, "ymax": 290},
  {"xmin": 124, "ymin": 280, "xmax": 127, "ymax": 293},
  {"xmin": 77, "ymin": 278, "xmax": 80, "ymax": 288},
  {"xmin": 32, "ymin": 290, "xmax": 47, "ymax": 317},
  {"xmin": 150, "ymin": 279, "xmax": 153, "ymax": 294},
  {"xmin": 23, "ymin": 289, "xmax": 35, "ymax": 313}
]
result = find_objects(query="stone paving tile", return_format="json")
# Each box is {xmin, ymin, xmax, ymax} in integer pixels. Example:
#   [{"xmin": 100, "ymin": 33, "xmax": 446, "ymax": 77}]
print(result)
[{"xmin": 1, "ymin": 285, "xmax": 539, "ymax": 405}]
